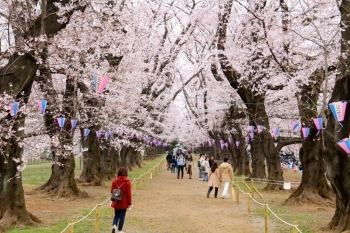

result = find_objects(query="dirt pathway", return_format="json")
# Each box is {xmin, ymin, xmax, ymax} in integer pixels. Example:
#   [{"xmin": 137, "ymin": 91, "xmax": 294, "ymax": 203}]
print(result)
[{"xmin": 125, "ymin": 163, "xmax": 267, "ymax": 233}]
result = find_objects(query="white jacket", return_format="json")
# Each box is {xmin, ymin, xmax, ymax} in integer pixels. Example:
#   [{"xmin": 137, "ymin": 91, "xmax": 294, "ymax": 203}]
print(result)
[{"xmin": 201, "ymin": 160, "xmax": 210, "ymax": 173}]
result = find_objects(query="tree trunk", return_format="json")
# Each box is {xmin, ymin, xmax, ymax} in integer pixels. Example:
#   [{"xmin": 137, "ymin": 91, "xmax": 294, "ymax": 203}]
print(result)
[
  {"xmin": 285, "ymin": 131, "xmax": 334, "ymax": 205},
  {"xmin": 78, "ymin": 129, "xmax": 119, "ymax": 185},
  {"xmin": 262, "ymin": 131, "xmax": 284, "ymax": 190},
  {"xmin": 101, "ymin": 145, "xmax": 120, "ymax": 180},
  {"xmin": 0, "ymin": 54, "xmax": 40, "ymax": 231},
  {"xmin": 144, "ymin": 146, "xmax": 164, "ymax": 159},
  {"xmin": 0, "ymin": 117, "xmax": 41, "ymax": 231},
  {"xmin": 285, "ymin": 67, "xmax": 334, "ymax": 204},
  {"xmin": 323, "ymin": 75, "xmax": 350, "ymax": 232},
  {"xmin": 249, "ymin": 133, "xmax": 268, "ymax": 180},
  {"xmin": 78, "ymin": 130, "xmax": 103, "ymax": 185},
  {"xmin": 36, "ymin": 74, "xmax": 85, "ymax": 197}
]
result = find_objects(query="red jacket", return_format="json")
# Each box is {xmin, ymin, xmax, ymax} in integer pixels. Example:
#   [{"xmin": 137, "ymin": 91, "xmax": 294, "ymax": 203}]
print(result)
[{"xmin": 110, "ymin": 176, "xmax": 132, "ymax": 209}]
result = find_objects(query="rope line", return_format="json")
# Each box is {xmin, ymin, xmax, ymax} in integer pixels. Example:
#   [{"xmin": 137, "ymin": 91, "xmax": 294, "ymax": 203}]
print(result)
[
  {"xmin": 60, "ymin": 157, "xmax": 165, "ymax": 233},
  {"xmin": 234, "ymin": 179, "xmax": 301, "ymax": 185},
  {"xmin": 235, "ymin": 183, "xmax": 303, "ymax": 232},
  {"xmin": 248, "ymin": 193, "xmax": 265, "ymax": 206}
]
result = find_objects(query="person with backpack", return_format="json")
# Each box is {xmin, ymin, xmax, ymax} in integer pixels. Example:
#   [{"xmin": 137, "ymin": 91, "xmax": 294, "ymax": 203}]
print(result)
[
  {"xmin": 110, "ymin": 167, "xmax": 132, "ymax": 233},
  {"xmin": 177, "ymin": 153, "xmax": 186, "ymax": 179}
]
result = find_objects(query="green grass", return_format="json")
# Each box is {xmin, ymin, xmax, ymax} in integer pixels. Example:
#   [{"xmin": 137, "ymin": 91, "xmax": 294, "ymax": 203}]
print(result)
[
  {"xmin": 8, "ymin": 155, "xmax": 165, "ymax": 233},
  {"xmin": 233, "ymin": 175, "xmax": 322, "ymax": 233}
]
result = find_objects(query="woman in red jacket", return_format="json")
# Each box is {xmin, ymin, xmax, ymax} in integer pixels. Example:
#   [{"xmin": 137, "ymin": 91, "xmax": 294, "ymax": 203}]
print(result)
[{"xmin": 111, "ymin": 167, "xmax": 132, "ymax": 233}]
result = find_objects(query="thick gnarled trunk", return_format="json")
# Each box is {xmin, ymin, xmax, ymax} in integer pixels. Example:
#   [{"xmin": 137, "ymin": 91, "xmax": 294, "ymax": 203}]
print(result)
[
  {"xmin": 0, "ymin": 54, "xmax": 40, "ymax": 231},
  {"xmin": 285, "ymin": 67, "xmax": 334, "ymax": 204},
  {"xmin": 323, "ymin": 75, "xmax": 350, "ymax": 232},
  {"xmin": 286, "ymin": 132, "xmax": 334, "ymax": 204}
]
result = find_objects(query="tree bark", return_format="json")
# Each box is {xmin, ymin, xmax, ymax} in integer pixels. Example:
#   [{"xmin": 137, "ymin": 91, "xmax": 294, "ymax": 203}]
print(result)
[
  {"xmin": 0, "ymin": 54, "xmax": 40, "ymax": 231},
  {"xmin": 285, "ymin": 69, "xmax": 334, "ymax": 204},
  {"xmin": 323, "ymin": 75, "xmax": 350, "ymax": 232},
  {"xmin": 37, "ymin": 76, "xmax": 86, "ymax": 197}
]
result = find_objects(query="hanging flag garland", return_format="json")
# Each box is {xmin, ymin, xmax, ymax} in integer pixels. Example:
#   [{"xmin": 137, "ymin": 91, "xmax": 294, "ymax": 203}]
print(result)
[
  {"xmin": 70, "ymin": 119, "xmax": 77, "ymax": 129},
  {"xmin": 37, "ymin": 100, "xmax": 47, "ymax": 116},
  {"xmin": 249, "ymin": 132, "xmax": 254, "ymax": 140},
  {"xmin": 93, "ymin": 74, "xmax": 110, "ymax": 94},
  {"xmin": 84, "ymin": 129, "xmax": 90, "ymax": 140},
  {"xmin": 208, "ymin": 138, "xmax": 213, "ymax": 147},
  {"xmin": 57, "ymin": 117, "xmax": 65, "ymax": 131},
  {"xmin": 302, "ymin": 127, "xmax": 310, "ymax": 138},
  {"xmin": 291, "ymin": 121, "xmax": 299, "ymax": 133},
  {"xmin": 10, "ymin": 102, "xmax": 20, "ymax": 117},
  {"xmin": 257, "ymin": 125, "xmax": 264, "ymax": 133},
  {"xmin": 96, "ymin": 130, "xmax": 101, "ymax": 139},
  {"xmin": 272, "ymin": 128, "xmax": 279, "ymax": 140},
  {"xmin": 245, "ymin": 136, "xmax": 250, "ymax": 144},
  {"xmin": 235, "ymin": 141, "xmax": 240, "ymax": 149},
  {"xmin": 312, "ymin": 118, "xmax": 323, "ymax": 136},
  {"xmin": 337, "ymin": 138, "xmax": 350, "ymax": 157},
  {"xmin": 329, "ymin": 101, "xmax": 347, "ymax": 131}
]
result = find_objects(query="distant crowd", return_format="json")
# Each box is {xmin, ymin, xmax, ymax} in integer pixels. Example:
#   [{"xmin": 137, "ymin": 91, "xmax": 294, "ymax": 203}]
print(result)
[{"xmin": 166, "ymin": 150, "xmax": 234, "ymax": 198}]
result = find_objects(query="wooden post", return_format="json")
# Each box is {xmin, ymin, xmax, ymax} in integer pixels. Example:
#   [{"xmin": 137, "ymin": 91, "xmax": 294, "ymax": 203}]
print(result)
[
  {"xmin": 292, "ymin": 221, "xmax": 298, "ymax": 233},
  {"xmin": 68, "ymin": 223, "xmax": 74, "ymax": 233},
  {"xmin": 247, "ymin": 192, "xmax": 251, "ymax": 217},
  {"xmin": 265, "ymin": 202, "xmax": 269, "ymax": 233},
  {"xmin": 251, "ymin": 179, "xmax": 254, "ymax": 198},
  {"xmin": 150, "ymin": 171, "xmax": 153, "ymax": 180},
  {"xmin": 94, "ymin": 205, "xmax": 100, "ymax": 233},
  {"xmin": 236, "ymin": 184, "xmax": 239, "ymax": 204},
  {"xmin": 231, "ymin": 182, "xmax": 235, "ymax": 201}
]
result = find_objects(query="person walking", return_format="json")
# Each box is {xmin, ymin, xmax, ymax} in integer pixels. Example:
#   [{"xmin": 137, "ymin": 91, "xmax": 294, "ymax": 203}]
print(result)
[
  {"xmin": 110, "ymin": 167, "xmax": 132, "ymax": 233},
  {"xmin": 201, "ymin": 156, "xmax": 210, "ymax": 182},
  {"xmin": 207, "ymin": 162, "xmax": 221, "ymax": 198},
  {"xmin": 186, "ymin": 154, "xmax": 194, "ymax": 179},
  {"xmin": 171, "ymin": 155, "xmax": 176, "ymax": 173},
  {"xmin": 198, "ymin": 154, "xmax": 205, "ymax": 180},
  {"xmin": 177, "ymin": 153, "xmax": 186, "ymax": 179},
  {"xmin": 208, "ymin": 156, "xmax": 215, "ymax": 168},
  {"xmin": 219, "ymin": 157, "xmax": 234, "ymax": 199},
  {"xmin": 166, "ymin": 151, "xmax": 172, "ymax": 170}
]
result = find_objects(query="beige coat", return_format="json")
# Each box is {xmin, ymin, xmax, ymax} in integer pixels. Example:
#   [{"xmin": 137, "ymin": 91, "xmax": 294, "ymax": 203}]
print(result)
[
  {"xmin": 219, "ymin": 162, "xmax": 233, "ymax": 182},
  {"xmin": 208, "ymin": 169, "xmax": 221, "ymax": 188}
]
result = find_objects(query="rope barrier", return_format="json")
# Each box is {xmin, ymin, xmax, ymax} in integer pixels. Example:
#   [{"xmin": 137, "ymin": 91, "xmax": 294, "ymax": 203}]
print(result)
[
  {"xmin": 60, "ymin": 156, "xmax": 165, "ymax": 233},
  {"xmin": 235, "ymin": 182, "xmax": 304, "ymax": 233},
  {"xmin": 248, "ymin": 177, "xmax": 301, "ymax": 185}
]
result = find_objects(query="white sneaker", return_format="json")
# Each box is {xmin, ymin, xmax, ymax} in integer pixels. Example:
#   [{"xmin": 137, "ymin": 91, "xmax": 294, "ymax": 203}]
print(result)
[{"xmin": 111, "ymin": 225, "xmax": 116, "ymax": 233}]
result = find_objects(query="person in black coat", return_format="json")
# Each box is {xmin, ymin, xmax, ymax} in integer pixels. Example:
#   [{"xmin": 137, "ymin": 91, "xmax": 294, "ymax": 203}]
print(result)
[{"xmin": 166, "ymin": 152, "xmax": 172, "ymax": 170}]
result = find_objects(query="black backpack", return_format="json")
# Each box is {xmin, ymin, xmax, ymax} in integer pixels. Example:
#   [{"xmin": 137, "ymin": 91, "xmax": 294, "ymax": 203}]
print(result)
[{"xmin": 111, "ymin": 182, "xmax": 124, "ymax": 202}]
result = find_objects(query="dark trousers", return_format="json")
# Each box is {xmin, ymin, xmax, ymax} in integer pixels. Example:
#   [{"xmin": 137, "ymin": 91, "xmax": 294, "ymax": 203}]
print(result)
[
  {"xmin": 113, "ymin": 209, "xmax": 127, "ymax": 231},
  {"xmin": 171, "ymin": 164, "xmax": 175, "ymax": 173},
  {"xmin": 177, "ymin": 165, "xmax": 184, "ymax": 178},
  {"xmin": 208, "ymin": 186, "xmax": 218, "ymax": 197}
]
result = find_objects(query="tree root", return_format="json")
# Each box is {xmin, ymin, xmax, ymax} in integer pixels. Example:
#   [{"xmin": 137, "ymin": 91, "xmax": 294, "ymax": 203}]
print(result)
[{"xmin": 0, "ymin": 209, "xmax": 41, "ymax": 232}]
